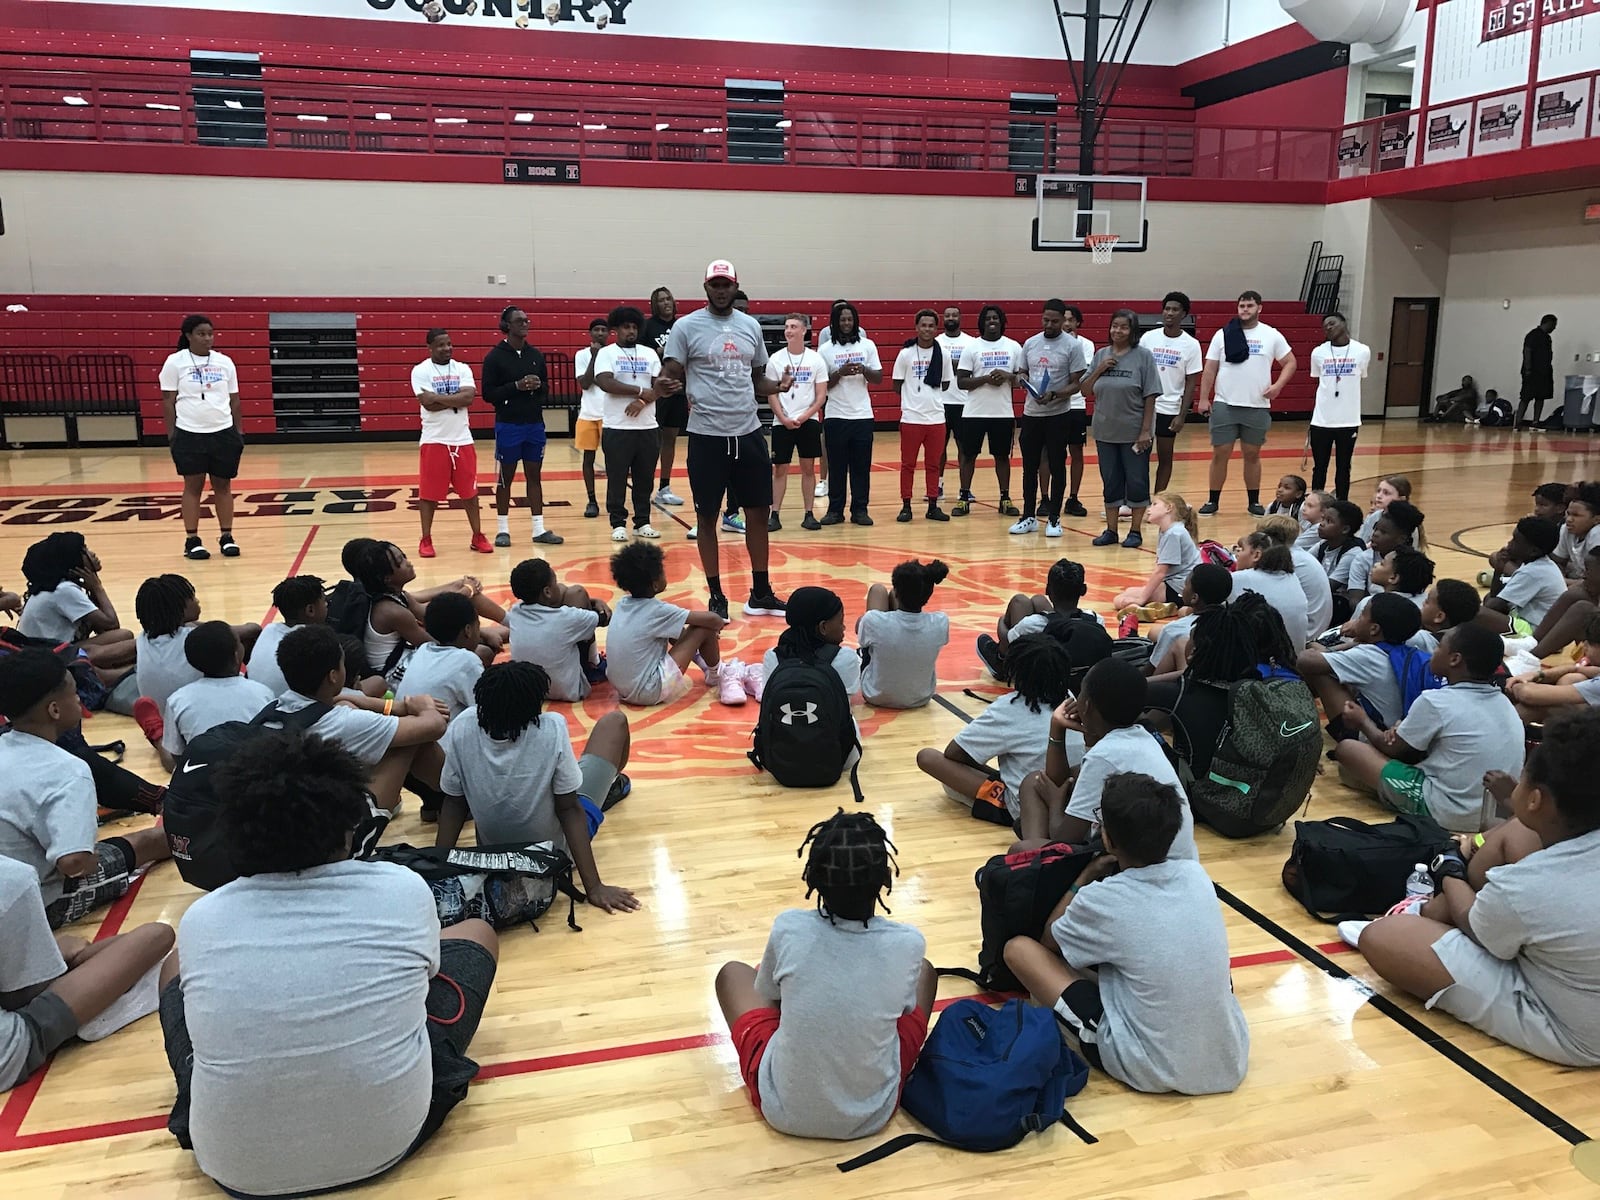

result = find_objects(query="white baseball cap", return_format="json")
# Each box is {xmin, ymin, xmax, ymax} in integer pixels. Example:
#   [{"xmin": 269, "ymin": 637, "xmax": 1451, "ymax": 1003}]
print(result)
[{"xmin": 704, "ymin": 259, "xmax": 737, "ymax": 283}]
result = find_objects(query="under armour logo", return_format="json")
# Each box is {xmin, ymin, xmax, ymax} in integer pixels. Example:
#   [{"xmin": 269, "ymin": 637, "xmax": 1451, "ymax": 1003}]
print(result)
[{"xmin": 779, "ymin": 702, "xmax": 819, "ymax": 725}]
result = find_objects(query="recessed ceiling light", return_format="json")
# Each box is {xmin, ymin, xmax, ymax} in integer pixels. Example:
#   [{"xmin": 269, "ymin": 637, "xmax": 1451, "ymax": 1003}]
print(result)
[
  {"xmin": 374, "ymin": 111, "xmax": 392, "ymax": 121},
  {"xmin": 295, "ymin": 114, "xmax": 330, "ymax": 122},
  {"xmin": 146, "ymin": 102, "xmax": 180, "ymax": 111},
  {"xmin": 514, "ymin": 112, "xmax": 535, "ymax": 123},
  {"xmin": 62, "ymin": 95, "xmax": 89, "ymax": 106}
]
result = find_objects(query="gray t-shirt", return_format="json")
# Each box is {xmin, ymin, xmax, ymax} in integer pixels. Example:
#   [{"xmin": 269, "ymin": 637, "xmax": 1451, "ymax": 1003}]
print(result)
[
  {"xmin": 753, "ymin": 908, "xmax": 926, "ymax": 1140},
  {"xmin": 1499, "ymin": 556, "xmax": 1568, "ymax": 628},
  {"xmin": 1396, "ymin": 682, "xmax": 1525, "ymax": 831},
  {"xmin": 136, "ymin": 626, "xmax": 202, "ymax": 719},
  {"xmin": 1053, "ymin": 858, "xmax": 1249, "ymax": 1094},
  {"xmin": 275, "ymin": 691, "xmax": 399, "ymax": 766},
  {"xmin": 1576, "ymin": 676, "xmax": 1600, "ymax": 706},
  {"xmin": 0, "ymin": 854, "xmax": 70, "ymax": 1090},
  {"xmin": 1291, "ymin": 547, "xmax": 1334, "ymax": 636},
  {"xmin": 164, "ymin": 675, "xmax": 277, "ymax": 757},
  {"xmin": 177, "ymin": 861, "xmax": 440, "ymax": 1197},
  {"xmin": 762, "ymin": 645, "xmax": 863, "ymax": 701},
  {"xmin": 1151, "ymin": 612, "xmax": 1197, "ymax": 667},
  {"xmin": 1088, "ymin": 345, "xmax": 1161, "ymax": 443},
  {"xmin": 17, "ymin": 581, "xmax": 98, "ymax": 644},
  {"xmin": 245, "ymin": 621, "xmax": 293, "ymax": 699},
  {"xmin": 394, "ymin": 643, "xmax": 483, "ymax": 721},
  {"xmin": 0, "ymin": 730, "xmax": 97, "ymax": 905},
  {"xmin": 953, "ymin": 693, "xmax": 1084, "ymax": 819},
  {"xmin": 1466, "ymin": 827, "xmax": 1600, "ymax": 1063},
  {"xmin": 1064, "ymin": 725, "xmax": 1197, "ymax": 861},
  {"xmin": 1157, "ymin": 525, "xmax": 1201, "ymax": 598},
  {"xmin": 607, "ymin": 596, "xmax": 689, "ymax": 705},
  {"xmin": 438, "ymin": 709, "xmax": 583, "ymax": 851},
  {"xmin": 1020, "ymin": 332, "xmax": 1086, "ymax": 418},
  {"xmin": 1555, "ymin": 524, "xmax": 1600, "ymax": 579},
  {"xmin": 856, "ymin": 610, "xmax": 949, "ymax": 709},
  {"xmin": 662, "ymin": 307, "xmax": 769, "ymax": 437},
  {"xmin": 1326, "ymin": 644, "xmax": 1403, "ymax": 727},
  {"xmin": 1229, "ymin": 568, "xmax": 1311, "ymax": 647},
  {"xmin": 508, "ymin": 602, "xmax": 601, "ymax": 703}
]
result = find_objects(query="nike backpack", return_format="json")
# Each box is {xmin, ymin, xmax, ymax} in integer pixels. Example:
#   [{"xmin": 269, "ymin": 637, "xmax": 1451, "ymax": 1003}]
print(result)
[
  {"xmin": 748, "ymin": 645, "xmax": 864, "ymax": 802},
  {"xmin": 1178, "ymin": 676, "xmax": 1322, "ymax": 838}
]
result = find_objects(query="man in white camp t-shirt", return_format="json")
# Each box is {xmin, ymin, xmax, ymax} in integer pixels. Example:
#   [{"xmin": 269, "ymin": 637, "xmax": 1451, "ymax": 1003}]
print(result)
[
  {"xmin": 1307, "ymin": 311, "xmax": 1371, "ymax": 503},
  {"xmin": 893, "ymin": 309, "xmax": 953, "ymax": 524},
  {"xmin": 935, "ymin": 306, "xmax": 976, "ymax": 498},
  {"xmin": 1147, "ymin": 291, "xmax": 1204, "ymax": 495},
  {"xmin": 411, "ymin": 328, "xmax": 490, "ymax": 559},
  {"xmin": 573, "ymin": 317, "xmax": 610, "ymax": 520},
  {"xmin": 594, "ymin": 305, "xmax": 666, "ymax": 541},
  {"xmin": 1197, "ymin": 290, "xmax": 1296, "ymax": 518},
  {"xmin": 953, "ymin": 305, "xmax": 1025, "ymax": 517},
  {"xmin": 766, "ymin": 314, "xmax": 828, "ymax": 532}
]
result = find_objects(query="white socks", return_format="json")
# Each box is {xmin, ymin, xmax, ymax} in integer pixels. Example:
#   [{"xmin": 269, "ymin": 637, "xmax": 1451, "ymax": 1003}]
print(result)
[
  {"xmin": 532, "ymin": 516, "xmax": 545, "ymax": 536},
  {"xmin": 496, "ymin": 515, "xmax": 510, "ymax": 536}
]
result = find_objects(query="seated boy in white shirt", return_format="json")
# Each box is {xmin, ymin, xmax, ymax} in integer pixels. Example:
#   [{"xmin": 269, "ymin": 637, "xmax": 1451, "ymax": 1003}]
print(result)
[
  {"xmin": 394, "ymin": 592, "xmax": 485, "ymax": 721},
  {"xmin": 434, "ymin": 661, "xmax": 638, "ymax": 915},
  {"xmin": 163, "ymin": 621, "xmax": 276, "ymax": 759}
]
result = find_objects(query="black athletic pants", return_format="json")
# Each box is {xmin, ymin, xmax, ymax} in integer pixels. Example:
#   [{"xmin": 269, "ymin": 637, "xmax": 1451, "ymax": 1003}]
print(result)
[
  {"xmin": 1307, "ymin": 424, "xmax": 1358, "ymax": 500},
  {"xmin": 1019, "ymin": 414, "xmax": 1069, "ymax": 520},
  {"xmin": 603, "ymin": 428, "xmax": 658, "ymax": 529}
]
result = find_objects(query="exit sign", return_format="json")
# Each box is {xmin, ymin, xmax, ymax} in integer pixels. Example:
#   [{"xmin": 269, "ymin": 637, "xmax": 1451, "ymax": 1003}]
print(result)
[{"xmin": 1586, "ymin": 201, "xmax": 1600, "ymax": 223}]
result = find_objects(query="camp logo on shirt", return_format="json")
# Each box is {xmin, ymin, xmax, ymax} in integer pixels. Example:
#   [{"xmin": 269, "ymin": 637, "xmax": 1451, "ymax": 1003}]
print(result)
[
  {"xmin": 970, "ymin": 348, "xmax": 1013, "ymax": 373},
  {"xmin": 1148, "ymin": 345, "xmax": 1184, "ymax": 369},
  {"xmin": 831, "ymin": 349, "xmax": 865, "ymax": 369},
  {"xmin": 189, "ymin": 365, "xmax": 229, "ymax": 388},
  {"xmin": 1320, "ymin": 355, "xmax": 1361, "ymax": 379},
  {"xmin": 613, "ymin": 352, "xmax": 652, "ymax": 378},
  {"xmin": 789, "ymin": 367, "xmax": 816, "ymax": 385},
  {"xmin": 713, "ymin": 339, "xmax": 748, "ymax": 378},
  {"xmin": 423, "ymin": 369, "xmax": 464, "ymax": 394},
  {"xmin": 1244, "ymin": 338, "xmax": 1269, "ymax": 357}
]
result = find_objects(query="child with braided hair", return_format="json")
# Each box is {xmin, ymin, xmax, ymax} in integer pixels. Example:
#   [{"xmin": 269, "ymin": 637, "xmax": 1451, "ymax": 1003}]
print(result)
[{"xmin": 716, "ymin": 809, "xmax": 935, "ymax": 1140}]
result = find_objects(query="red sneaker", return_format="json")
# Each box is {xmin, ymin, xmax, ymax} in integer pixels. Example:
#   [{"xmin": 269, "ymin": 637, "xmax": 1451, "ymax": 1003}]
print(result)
[
  {"xmin": 469, "ymin": 533, "xmax": 493, "ymax": 554},
  {"xmin": 132, "ymin": 696, "xmax": 164, "ymax": 747},
  {"xmin": 418, "ymin": 536, "xmax": 436, "ymax": 559},
  {"xmin": 1118, "ymin": 610, "xmax": 1140, "ymax": 639}
]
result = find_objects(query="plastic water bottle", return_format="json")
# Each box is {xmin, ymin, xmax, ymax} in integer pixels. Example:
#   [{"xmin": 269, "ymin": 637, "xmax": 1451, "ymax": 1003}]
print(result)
[{"xmin": 1404, "ymin": 863, "xmax": 1434, "ymax": 899}]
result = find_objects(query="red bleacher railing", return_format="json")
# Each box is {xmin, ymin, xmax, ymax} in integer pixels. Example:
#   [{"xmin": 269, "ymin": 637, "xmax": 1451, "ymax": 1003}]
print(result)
[{"xmin": 0, "ymin": 67, "xmax": 1336, "ymax": 182}]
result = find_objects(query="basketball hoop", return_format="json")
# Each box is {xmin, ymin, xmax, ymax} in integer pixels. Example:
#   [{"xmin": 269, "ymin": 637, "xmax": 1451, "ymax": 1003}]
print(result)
[{"xmin": 1086, "ymin": 233, "xmax": 1119, "ymax": 265}]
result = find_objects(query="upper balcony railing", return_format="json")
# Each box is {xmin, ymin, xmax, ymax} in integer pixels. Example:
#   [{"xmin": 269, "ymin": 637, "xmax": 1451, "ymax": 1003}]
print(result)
[{"xmin": 0, "ymin": 67, "xmax": 1336, "ymax": 183}]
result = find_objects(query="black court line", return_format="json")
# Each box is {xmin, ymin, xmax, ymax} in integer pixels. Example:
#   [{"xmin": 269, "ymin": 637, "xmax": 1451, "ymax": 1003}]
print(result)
[
  {"xmin": 931, "ymin": 686, "xmax": 1589, "ymax": 1147},
  {"xmin": 1214, "ymin": 884, "xmax": 1589, "ymax": 1146}
]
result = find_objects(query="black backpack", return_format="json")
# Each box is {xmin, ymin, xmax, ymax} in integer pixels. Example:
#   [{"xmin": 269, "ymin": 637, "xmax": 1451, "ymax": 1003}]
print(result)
[
  {"xmin": 325, "ymin": 581, "xmax": 408, "ymax": 677},
  {"xmin": 942, "ymin": 841, "xmax": 1098, "ymax": 993},
  {"xmin": 748, "ymin": 645, "xmax": 863, "ymax": 802},
  {"xmin": 1281, "ymin": 813, "xmax": 1453, "ymax": 921},
  {"xmin": 1041, "ymin": 611, "xmax": 1113, "ymax": 692},
  {"xmin": 370, "ymin": 841, "xmax": 587, "ymax": 932},
  {"xmin": 164, "ymin": 701, "xmax": 359, "ymax": 891},
  {"xmin": 1175, "ymin": 676, "xmax": 1323, "ymax": 838}
]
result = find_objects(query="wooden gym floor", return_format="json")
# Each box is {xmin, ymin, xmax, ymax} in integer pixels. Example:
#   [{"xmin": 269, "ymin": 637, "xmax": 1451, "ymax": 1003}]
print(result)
[{"xmin": 1, "ymin": 421, "xmax": 1596, "ymax": 1198}]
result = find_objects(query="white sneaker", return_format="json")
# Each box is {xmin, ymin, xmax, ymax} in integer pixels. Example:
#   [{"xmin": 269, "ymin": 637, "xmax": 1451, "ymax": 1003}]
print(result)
[
  {"xmin": 1501, "ymin": 634, "xmax": 1537, "ymax": 656},
  {"xmin": 1045, "ymin": 521, "xmax": 1063, "ymax": 538},
  {"xmin": 1009, "ymin": 516, "xmax": 1038, "ymax": 535},
  {"xmin": 611, "ymin": 527, "xmax": 629, "ymax": 542},
  {"xmin": 718, "ymin": 658, "xmax": 748, "ymax": 705},
  {"xmin": 653, "ymin": 488, "xmax": 684, "ymax": 507},
  {"xmin": 1337, "ymin": 919, "xmax": 1371, "ymax": 950},
  {"xmin": 741, "ymin": 661, "xmax": 766, "ymax": 701},
  {"xmin": 635, "ymin": 523, "xmax": 661, "ymax": 539},
  {"xmin": 815, "ymin": 480, "xmax": 829, "ymax": 499},
  {"xmin": 1119, "ymin": 505, "xmax": 1133, "ymax": 518}
]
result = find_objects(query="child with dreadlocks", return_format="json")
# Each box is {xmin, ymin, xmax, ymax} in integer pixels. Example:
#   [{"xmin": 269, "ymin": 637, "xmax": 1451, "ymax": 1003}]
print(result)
[
  {"xmin": 435, "ymin": 661, "xmax": 637, "ymax": 914},
  {"xmin": 857, "ymin": 559, "xmax": 950, "ymax": 709},
  {"xmin": 916, "ymin": 633, "xmax": 1081, "ymax": 830},
  {"xmin": 715, "ymin": 809, "xmax": 935, "ymax": 1139},
  {"xmin": 246, "ymin": 574, "xmax": 327, "ymax": 698},
  {"xmin": 15, "ymin": 532, "xmax": 136, "ymax": 673},
  {"xmin": 1003, "ymin": 772, "xmax": 1249, "ymax": 1095}
]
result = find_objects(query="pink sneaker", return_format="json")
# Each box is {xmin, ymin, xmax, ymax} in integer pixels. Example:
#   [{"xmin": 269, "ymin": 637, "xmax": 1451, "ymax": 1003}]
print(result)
[
  {"xmin": 718, "ymin": 658, "xmax": 747, "ymax": 705},
  {"xmin": 741, "ymin": 661, "xmax": 766, "ymax": 702}
]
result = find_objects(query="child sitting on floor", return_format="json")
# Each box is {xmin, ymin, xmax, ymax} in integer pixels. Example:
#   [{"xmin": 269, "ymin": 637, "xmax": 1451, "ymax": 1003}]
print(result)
[
  {"xmin": 1412, "ymin": 578, "xmax": 1482, "ymax": 653},
  {"xmin": 1552, "ymin": 482, "xmax": 1600, "ymax": 580},
  {"xmin": 16, "ymin": 532, "xmax": 135, "ymax": 674},
  {"xmin": 1296, "ymin": 490, "xmax": 1331, "ymax": 549},
  {"xmin": 858, "ymin": 560, "xmax": 950, "ymax": 709},
  {"xmin": 978, "ymin": 557, "xmax": 1102, "ymax": 684},
  {"xmin": 507, "ymin": 557, "xmax": 611, "ymax": 702},
  {"xmin": 1148, "ymin": 562, "xmax": 1233, "ymax": 675},
  {"xmin": 715, "ymin": 809, "xmax": 935, "ymax": 1139},
  {"xmin": 435, "ymin": 661, "xmax": 637, "ymax": 914},
  {"xmin": 1478, "ymin": 517, "xmax": 1567, "ymax": 639},
  {"xmin": 762, "ymin": 587, "xmax": 858, "ymax": 705},
  {"xmin": 394, "ymin": 593, "xmax": 484, "ymax": 720},
  {"xmin": 0, "ymin": 650, "xmax": 172, "ymax": 929},
  {"xmin": 1113, "ymin": 493, "xmax": 1201, "ymax": 613},
  {"xmin": 1332, "ymin": 622, "xmax": 1523, "ymax": 832},
  {"xmin": 605, "ymin": 542, "xmax": 731, "ymax": 706},
  {"xmin": 246, "ymin": 575, "xmax": 327, "ymax": 698},
  {"xmin": 1266, "ymin": 473, "xmax": 1306, "ymax": 521},
  {"xmin": 1002, "ymin": 771, "xmax": 1249, "ymax": 1094},
  {"xmin": 1299, "ymin": 592, "xmax": 1430, "ymax": 736},
  {"xmin": 1314, "ymin": 498, "xmax": 1367, "ymax": 603},
  {"xmin": 1015, "ymin": 656, "xmax": 1198, "ymax": 859},
  {"xmin": 1350, "ymin": 708, "xmax": 1600, "ymax": 1067},
  {"xmin": 1, "ymin": 854, "xmax": 174, "ymax": 1093},
  {"xmin": 163, "ymin": 621, "xmax": 275, "ymax": 759},
  {"xmin": 1347, "ymin": 546, "xmax": 1436, "ymax": 626},
  {"xmin": 916, "ymin": 633, "xmax": 1080, "ymax": 830},
  {"xmin": 1531, "ymin": 482, "xmax": 1571, "ymax": 525},
  {"xmin": 1347, "ymin": 500, "xmax": 1426, "ymax": 603},
  {"xmin": 1507, "ymin": 612, "xmax": 1600, "ymax": 721},
  {"xmin": 1358, "ymin": 475, "xmax": 1421, "ymax": 545}
]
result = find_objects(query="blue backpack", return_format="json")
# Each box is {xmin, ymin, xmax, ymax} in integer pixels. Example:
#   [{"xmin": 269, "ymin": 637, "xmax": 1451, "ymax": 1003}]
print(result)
[
  {"xmin": 837, "ymin": 998, "xmax": 1095, "ymax": 1171},
  {"xmin": 1358, "ymin": 642, "xmax": 1442, "ymax": 727}
]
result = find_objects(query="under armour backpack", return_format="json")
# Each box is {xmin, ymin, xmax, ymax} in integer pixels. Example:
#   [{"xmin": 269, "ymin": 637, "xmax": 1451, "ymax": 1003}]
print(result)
[
  {"xmin": 748, "ymin": 645, "xmax": 864, "ymax": 802},
  {"xmin": 164, "ymin": 700, "xmax": 341, "ymax": 890},
  {"xmin": 944, "ymin": 841, "xmax": 1099, "ymax": 993},
  {"xmin": 1177, "ymin": 676, "xmax": 1322, "ymax": 838}
]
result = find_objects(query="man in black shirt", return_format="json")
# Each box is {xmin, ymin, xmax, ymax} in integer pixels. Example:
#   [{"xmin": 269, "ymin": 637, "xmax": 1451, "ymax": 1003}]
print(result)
[
  {"xmin": 482, "ymin": 305, "xmax": 562, "ymax": 545},
  {"xmin": 641, "ymin": 287, "xmax": 687, "ymax": 508},
  {"xmin": 1517, "ymin": 313, "xmax": 1558, "ymax": 431}
]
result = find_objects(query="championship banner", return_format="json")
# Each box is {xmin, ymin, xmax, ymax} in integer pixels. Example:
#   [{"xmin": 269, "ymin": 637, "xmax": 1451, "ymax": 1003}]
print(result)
[{"xmin": 1482, "ymin": 0, "xmax": 1597, "ymax": 44}]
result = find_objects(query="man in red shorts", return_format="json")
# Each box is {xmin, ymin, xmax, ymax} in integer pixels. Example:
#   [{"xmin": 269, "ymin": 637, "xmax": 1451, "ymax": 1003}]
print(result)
[{"xmin": 412, "ymin": 328, "xmax": 492, "ymax": 557}]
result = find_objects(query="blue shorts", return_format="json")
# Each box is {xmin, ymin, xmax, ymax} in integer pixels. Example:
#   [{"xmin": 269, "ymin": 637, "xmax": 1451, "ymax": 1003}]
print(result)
[
  {"xmin": 579, "ymin": 796, "xmax": 604, "ymax": 839},
  {"xmin": 495, "ymin": 421, "xmax": 547, "ymax": 465}
]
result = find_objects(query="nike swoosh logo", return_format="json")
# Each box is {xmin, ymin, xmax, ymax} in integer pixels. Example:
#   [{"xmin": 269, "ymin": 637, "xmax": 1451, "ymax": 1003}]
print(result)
[
  {"xmin": 1280, "ymin": 721, "xmax": 1314, "ymax": 737},
  {"xmin": 180, "ymin": 761, "xmax": 206, "ymax": 773}
]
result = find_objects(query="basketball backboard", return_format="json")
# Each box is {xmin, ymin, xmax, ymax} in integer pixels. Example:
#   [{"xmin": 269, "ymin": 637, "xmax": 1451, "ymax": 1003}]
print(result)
[{"xmin": 1028, "ymin": 174, "xmax": 1149, "ymax": 253}]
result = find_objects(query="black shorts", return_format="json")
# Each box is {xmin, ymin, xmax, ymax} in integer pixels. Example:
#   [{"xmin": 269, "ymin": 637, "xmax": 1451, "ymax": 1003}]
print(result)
[
  {"xmin": 170, "ymin": 427, "xmax": 243, "ymax": 480},
  {"xmin": 1064, "ymin": 410, "xmax": 1090, "ymax": 447},
  {"xmin": 771, "ymin": 420, "xmax": 823, "ymax": 465},
  {"xmin": 943, "ymin": 401, "xmax": 964, "ymax": 440},
  {"xmin": 45, "ymin": 837, "xmax": 134, "ymax": 929},
  {"xmin": 687, "ymin": 430, "xmax": 773, "ymax": 513},
  {"xmin": 1057, "ymin": 979, "xmax": 1105, "ymax": 1071},
  {"xmin": 656, "ymin": 393, "xmax": 690, "ymax": 430},
  {"xmin": 1155, "ymin": 412, "xmax": 1183, "ymax": 439},
  {"xmin": 956, "ymin": 417, "xmax": 1015, "ymax": 460}
]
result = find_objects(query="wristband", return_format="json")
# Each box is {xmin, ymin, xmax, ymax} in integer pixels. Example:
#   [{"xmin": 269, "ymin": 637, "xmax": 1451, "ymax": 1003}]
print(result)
[
  {"xmin": 383, "ymin": 699, "xmax": 394, "ymax": 716},
  {"xmin": 1068, "ymin": 884, "xmax": 1081, "ymax": 896},
  {"xmin": 1048, "ymin": 735, "xmax": 1065, "ymax": 745},
  {"xmin": 1473, "ymin": 833, "xmax": 1486, "ymax": 849}
]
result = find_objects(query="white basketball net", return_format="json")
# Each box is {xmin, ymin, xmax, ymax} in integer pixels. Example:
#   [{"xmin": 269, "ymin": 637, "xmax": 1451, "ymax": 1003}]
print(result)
[{"xmin": 1087, "ymin": 234, "xmax": 1119, "ymax": 265}]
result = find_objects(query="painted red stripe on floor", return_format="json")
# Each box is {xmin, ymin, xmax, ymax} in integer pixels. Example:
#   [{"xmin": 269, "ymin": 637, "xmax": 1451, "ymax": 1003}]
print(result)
[
  {"xmin": 91, "ymin": 872, "xmax": 147, "ymax": 943},
  {"xmin": 2, "ymin": 1113, "xmax": 169, "ymax": 1151}
]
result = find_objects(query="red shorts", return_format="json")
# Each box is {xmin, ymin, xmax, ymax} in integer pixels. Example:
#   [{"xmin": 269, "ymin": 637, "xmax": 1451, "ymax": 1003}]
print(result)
[
  {"xmin": 729, "ymin": 1006, "xmax": 930, "ymax": 1113},
  {"xmin": 419, "ymin": 442, "xmax": 478, "ymax": 503}
]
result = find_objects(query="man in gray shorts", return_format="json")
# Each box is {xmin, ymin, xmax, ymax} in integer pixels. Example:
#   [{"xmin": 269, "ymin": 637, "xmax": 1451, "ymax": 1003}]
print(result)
[{"xmin": 1196, "ymin": 290, "xmax": 1296, "ymax": 517}]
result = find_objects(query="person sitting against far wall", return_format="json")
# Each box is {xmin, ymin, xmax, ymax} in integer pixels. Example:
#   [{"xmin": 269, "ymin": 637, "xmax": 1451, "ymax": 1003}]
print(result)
[
  {"xmin": 1426, "ymin": 375, "xmax": 1480, "ymax": 424},
  {"xmin": 1348, "ymin": 708, "xmax": 1600, "ymax": 1068}
]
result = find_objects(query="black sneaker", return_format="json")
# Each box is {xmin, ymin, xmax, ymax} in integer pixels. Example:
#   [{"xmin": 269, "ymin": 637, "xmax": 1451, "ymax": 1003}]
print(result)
[
  {"xmin": 768, "ymin": 511, "xmax": 782, "ymax": 532},
  {"xmin": 1064, "ymin": 497, "xmax": 1088, "ymax": 518},
  {"xmin": 494, "ymin": 531, "xmax": 512, "ymax": 547},
  {"xmin": 218, "ymin": 533, "xmax": 240, "ymax": 558},
  {"xmin": 801, "ymin": 512, "xmax": 821, "ymax": 530},
  {"xmin": 1197, "ymin": 501, "xmax": 1220, "ymax": 515},
  {"xmin": 745, "ymin": 590, "xmax": 787, "ymax": 617},
  {"xmin": 819, "ymin": 511, "xmax": 845, "ymax": 526},
  {"xmin": 708, "ymin": 593, "xmax": 730, "ymax": 622},
  {"xmin": 184, "ymin": 535, "xmax": 210, "ymax": 560},
  {"xmin": 897, "ymin": 502, "xmax": 913, "ymax": 523},
  {"xmin": 976, "ymin": 633, "xmax": 1009, "ymax": 682},
  {"xmin": 926, "ymin": 502, "xmax": 949, "ymax": 522},
  {"xmin": 601, "ymin": 772, "xmax": 631, "ymax": 812},
  {"xmin": 851, "ymin": 511, "xmax": 874, "ymax": 527},
  {"xmin": 1246, "ymin": 503, "xmax": 1266, "ymax": 517},
  {"xmin": 584, "ymin": 500, "xmax": 600, "ymax": 519}
]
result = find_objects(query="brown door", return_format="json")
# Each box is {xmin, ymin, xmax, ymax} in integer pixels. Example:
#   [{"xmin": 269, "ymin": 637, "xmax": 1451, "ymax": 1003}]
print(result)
[{"xmin": 1385, "ymin": 297, "xmax": 1439, "ymax": 417}]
